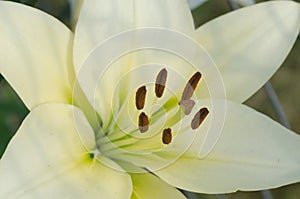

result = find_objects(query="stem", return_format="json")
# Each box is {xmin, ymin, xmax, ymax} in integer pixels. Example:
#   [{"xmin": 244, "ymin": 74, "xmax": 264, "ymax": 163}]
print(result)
[{"xmin": 264, "ymin": 82, "xmax": 291, "ymax": 129}]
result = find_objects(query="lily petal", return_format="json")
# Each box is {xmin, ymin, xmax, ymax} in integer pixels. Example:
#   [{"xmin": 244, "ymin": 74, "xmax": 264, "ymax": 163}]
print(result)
[
  {"xmin": 74, "ymin": 27, "xmax": 220, "ymax": 128},
  {"xmin": 151, "ymin": 100, "xmax": 300, "ymax": 193},
  {"xmin": 0, "ymin": 103, "xmax": 132, "ymax": 199},
  {"xmin": 131, "ymin": 172, "xmax": 186, "ymax": 199},
  {"xmin": 195, "ymin": 1, "xmax": 300, "ymax": 102},
  {"xmin": 0, "ymin": 2, "xmax": 74, "ymax": 110},
  {"xmin": 0, "ymin": 1, "xmax": 74, "ymax": 109},
  {"xmin": 73, "ymin": 0, "xmax": 194, "ymax": 70}
]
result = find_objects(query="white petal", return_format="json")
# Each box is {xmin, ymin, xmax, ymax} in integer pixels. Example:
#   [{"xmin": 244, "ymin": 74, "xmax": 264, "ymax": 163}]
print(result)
[
  {"xmin": 152, "ymin": 101, "xmax": 300, "ymax": 193},
  {"xmin": 0, "ymin": 103, "xmax": 132, "ymax": 199},
  {"xmin": 74, "ymin": 27, "xmax": 223, "ymax": 128},
  {"xmin": 73, "ymin": 0, "xmax": 194, "ymax": 70},
  {"xmin": 131, "ymin": 172, "xmax": 186, "ymax": 199},
  {"xmin": 0, "ymin": 2, "xmax": 74, "ymax": 110},
  {"xmin": 195, "ymin": 1, "xmax": 300, "ymax": 102}
]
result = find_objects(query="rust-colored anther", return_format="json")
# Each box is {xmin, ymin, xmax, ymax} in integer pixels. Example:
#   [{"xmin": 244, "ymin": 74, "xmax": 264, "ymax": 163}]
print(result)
[
  {"xmin": 191, "ymin": 108, "xmax": 209, "ymax": 130},
  {"xmin": 138, "ymin": 112, "xmax": 149, "ymax": 133},
  {"xmin": 135, "ymin": 86, "xmax": 147, "ymax": 110},
  {"xmin": 180, "ymin": 72, "xmax": 202, "ymax": 101},
  {"xmin": 162, "ymin": 128, "xmax": 172, "ymax": 144},
  {"xmin": 155, "ymin": 68, "xmax": 168, "ymax": 98}
]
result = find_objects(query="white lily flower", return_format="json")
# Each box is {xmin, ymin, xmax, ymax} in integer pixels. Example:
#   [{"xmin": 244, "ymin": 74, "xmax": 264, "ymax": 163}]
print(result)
[{"xmin": 0, "ymin": 0, "xmax": 300, "ymax": 198}]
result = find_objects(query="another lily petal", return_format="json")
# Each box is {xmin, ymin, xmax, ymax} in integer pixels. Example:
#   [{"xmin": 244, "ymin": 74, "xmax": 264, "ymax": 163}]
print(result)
[
  {"xmin": 151, "ymin": 100, "xmax": 300, "ymax": 193},
  {"xmin": 195, "ymin": 1, "xmax": 300, "ymax": 102},
  {"xmin": 73, "ymin": 0, "xmax": 194, "ymax": 70},
  {"xmin": 0, "ymin": 2, "xmax": 75, "ymax": 110},
  {"xmin": 131, "ymin": 172, "xmax": 186, "ymax": 199},
  {"xmin": 0, "ymin": 103, "xmax": 132, "ymax": 199}
]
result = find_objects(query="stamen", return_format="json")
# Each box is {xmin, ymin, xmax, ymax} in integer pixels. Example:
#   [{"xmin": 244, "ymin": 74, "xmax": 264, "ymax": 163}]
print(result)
[
  {"xmin": 135, "ymin": 86, "xmax": 147, "ymax": 110},
  {"xmin": 155, "ymin": 68, "xmax": 168, "ymax": 98},
  {"xmin": 180, "ymin": 72, "xmax": 202, "ymax": 101},
  {"xmin": 191, "ymin": 108, "xmax": 209, "ymax": 130},
  {"xmin": 138, "ymin": 112, "xmax": 149, "ymax": 133},
  {"xmin": 162, "ymin": 128, "xmax": 172, "ymax": 144},
  {"xmin": 179, "ymin": 99, "xmax": 195, "ymax": 115}
]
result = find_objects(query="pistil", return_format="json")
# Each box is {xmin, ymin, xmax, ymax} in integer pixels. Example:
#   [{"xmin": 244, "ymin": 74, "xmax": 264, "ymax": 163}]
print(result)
[
  {"xmin": 179, "ymin": 72, "xmax": 202, "ymax": 115},
  {"xmin": 107, "ymin": 68, "xmax": 209, "ymax": 151}
]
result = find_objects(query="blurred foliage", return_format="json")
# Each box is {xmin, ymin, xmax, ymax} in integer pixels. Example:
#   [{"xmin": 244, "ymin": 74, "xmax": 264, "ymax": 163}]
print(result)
[
  {"xmin": 0, "ymin": 0, "xmax": 299, "ymax": 198},
  {"xmin": 0, "ymin": 76, "xmax": 28, "ymax": 157}
]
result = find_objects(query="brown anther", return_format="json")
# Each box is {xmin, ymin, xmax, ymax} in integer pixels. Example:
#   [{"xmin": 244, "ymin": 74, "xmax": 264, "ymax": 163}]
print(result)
[
  {"xmin": 155, "ymin": 68, "xmax": 168, "ymax": 98},
  {"xmin": 179, "ymin": 99, "xmax": 195, "ymax": 115},
  {"xmin": 191, "ymin": 108, "xmax": 209, "ymax": 130},
  {"xmin": 162, "ymin": 128, "xmax": 172, "ymax": 144},
  {"xmin": 180, "ymin": 72, "xmax": 202, "ymax": 101},
  {"xmin": 135, "ymin": 86, "xmax": 147, "ymax": 110},
  {"xmin": 138, "ymin": 112, "xmax": 149, "ymax": 133}
]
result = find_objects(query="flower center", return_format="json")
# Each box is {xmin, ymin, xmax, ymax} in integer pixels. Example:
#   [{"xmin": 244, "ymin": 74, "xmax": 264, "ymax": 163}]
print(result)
[
  {"xmin": 95, "ymin": 67, "xmax": 209, "ymax": 158},
  {"xmin": 134, "ymin": 68, "xmax": 209, "ymax": 145}
]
